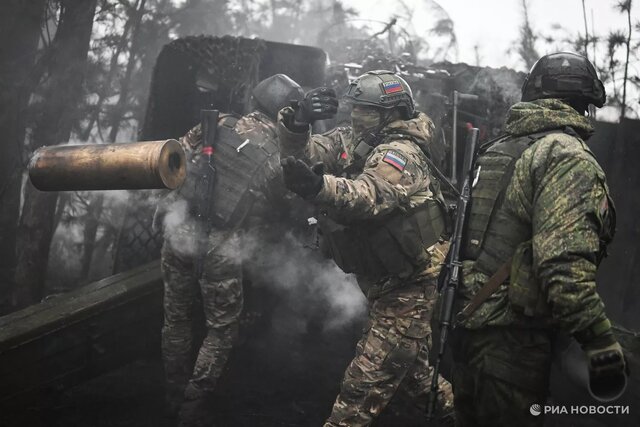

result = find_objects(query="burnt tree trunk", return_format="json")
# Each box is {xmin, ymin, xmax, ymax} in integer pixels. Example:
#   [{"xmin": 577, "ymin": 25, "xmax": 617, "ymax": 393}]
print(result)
[
  {"xmin": 0, "ymin": 0, "xmax": 48, "ymax": 313},
  {"xmin": 13, "ymin": 0, "xmax": 98, "ymax": 308}
]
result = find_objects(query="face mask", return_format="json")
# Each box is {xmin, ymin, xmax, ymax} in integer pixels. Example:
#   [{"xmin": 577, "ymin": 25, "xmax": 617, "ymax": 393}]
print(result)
[{"xmin": 351, "ymin": 107, "xmax": 381, "ymax": 140}]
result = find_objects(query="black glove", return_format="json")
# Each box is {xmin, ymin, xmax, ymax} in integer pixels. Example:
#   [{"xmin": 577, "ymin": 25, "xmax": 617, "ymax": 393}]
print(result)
[
  {"xmin": 294, "ymin": 87, "xmax": 338, "ymax": 125},
  {"xmin": 281, "ymin": 156, "xmax": 324, "ymax": 199}
]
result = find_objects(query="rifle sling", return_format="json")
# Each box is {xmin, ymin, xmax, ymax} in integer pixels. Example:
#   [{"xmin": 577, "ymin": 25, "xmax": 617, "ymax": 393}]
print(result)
[
  {"xmin": 422, "ymin": 151, "xmax": 460, "ymax": 198},
  {"xmin": 457, "ymin": 257, "xmax": 512, "ymax": 321}
]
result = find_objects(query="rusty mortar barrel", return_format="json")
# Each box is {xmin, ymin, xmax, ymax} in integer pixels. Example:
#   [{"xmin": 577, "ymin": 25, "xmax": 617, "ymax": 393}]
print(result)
[{"xmin": 28, "ymin": 139, "xmax": 186, "ymax": 191}]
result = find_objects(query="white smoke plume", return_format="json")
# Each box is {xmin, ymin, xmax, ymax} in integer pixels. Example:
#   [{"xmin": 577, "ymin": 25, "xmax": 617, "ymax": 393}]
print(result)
[
  {"xmin": 159, "ymin": 198, "xmax": 200, "ymax": 258},
  {"xmin": 240, "ymin": 229, "xmax": 367, "ymax": 332},
  {"xmin": 157, "ymin": 194, "xmax": 367, "ymax": 331}
]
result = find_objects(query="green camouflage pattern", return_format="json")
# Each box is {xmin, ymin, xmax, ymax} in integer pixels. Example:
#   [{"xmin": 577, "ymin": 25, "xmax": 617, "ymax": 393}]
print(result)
[
  {"xmin": 324, "ymin": 242, "xmax": 454, "ymax": 427},
  {"xmin": 504, "ymin": 98, "xmax": 594, "ymax": 137},
  {"xmin": 451, "ymin": 327, "xmax": 552, "ymax": 427},
  {"xmin": 278, "ymin": 109, "xmax": 452, "ymax": 425},
  {"xmin": 458, "ymin": 98, "xmax": 615, "ymax": 339}
]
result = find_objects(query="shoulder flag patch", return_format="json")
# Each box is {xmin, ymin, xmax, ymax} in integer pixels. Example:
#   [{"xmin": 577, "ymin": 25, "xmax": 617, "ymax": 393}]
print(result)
[
  {"xmin": 382, "ymin": 150, "xmax": 407, "ymax": 171},
  {"xmin": 382, "ymin": 80, "xmax": 403, "ymax": 94}
]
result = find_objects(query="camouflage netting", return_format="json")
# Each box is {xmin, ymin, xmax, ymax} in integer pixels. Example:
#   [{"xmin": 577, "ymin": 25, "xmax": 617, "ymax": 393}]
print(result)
[
  {"xmin": 438, "ymin": 63, "xmax": 526, "ymax": 139},
  {"xmin": 323, "ymin": 46, "xmax": 525, "ymax": 181},
  {"xmin": 114, "ymin": 36, "xmax": 327, "ymax": 272},
  {"xmin": 141, "ymin": 35, "xmax": 267, "ymax": 142},
  {"xmin": 112, "ymin": 191, "xmax": 164, "ymax": 273}
]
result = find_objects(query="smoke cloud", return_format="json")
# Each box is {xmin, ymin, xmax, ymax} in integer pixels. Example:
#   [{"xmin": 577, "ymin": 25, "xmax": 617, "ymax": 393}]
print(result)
[
  {"xmin": 160, "ymin": 198, "xmax": 201, "ymax": 258},
  {"xmin": 240, "ymin": 229, "xmax": 367, "ymax": 332},
  {"xmin": 157, "ymin": 195, "xmax": 367, "ymax": 332}
]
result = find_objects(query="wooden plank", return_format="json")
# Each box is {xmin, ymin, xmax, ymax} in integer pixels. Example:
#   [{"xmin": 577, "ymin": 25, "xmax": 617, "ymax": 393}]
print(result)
[
  {"xmin": 0, "ymin": 261, "xmax": 161, "ymax": 350},
  {"xmin": 0, "ymin": 263, "xmax": 151, "ymax": 328},
  {"xmin": 0, "ymin": 260, "xmax": 163, "ymax": 404}
]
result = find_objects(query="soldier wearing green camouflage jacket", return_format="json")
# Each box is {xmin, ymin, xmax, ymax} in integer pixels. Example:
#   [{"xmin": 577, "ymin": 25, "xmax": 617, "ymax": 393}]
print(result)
[
  {"xmin": 278, "ymin": 70, "xmax": 453, "ymax": 426},
  {"xmin": 155, "ymin": 74, "xmax": 303, "ymax": 427},
  {"xmin": 449, "ymin": 53, "xmax": 627, "ymax": 426}
]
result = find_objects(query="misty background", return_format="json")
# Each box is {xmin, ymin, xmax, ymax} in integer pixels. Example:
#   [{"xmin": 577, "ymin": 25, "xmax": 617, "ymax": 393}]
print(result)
[
  {"xmin": 0, "ymin": 1, "xmax": 639, "ymax": 426},
  {"xmin": 1, "ymin": 0, "xmax": 638, "ymax": 314}
]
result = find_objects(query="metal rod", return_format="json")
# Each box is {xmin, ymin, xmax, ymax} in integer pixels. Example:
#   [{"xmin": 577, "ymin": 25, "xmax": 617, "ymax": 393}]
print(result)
[{"xmin": 452, "ymin": 90, "xmax": 459, "ymax": 184}]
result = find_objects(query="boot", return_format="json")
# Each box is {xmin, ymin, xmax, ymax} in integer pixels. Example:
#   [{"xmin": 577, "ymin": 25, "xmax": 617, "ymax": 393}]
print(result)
[{"xmin": 177, "ymin": 384, "xmax": 216, "ymax": 427}]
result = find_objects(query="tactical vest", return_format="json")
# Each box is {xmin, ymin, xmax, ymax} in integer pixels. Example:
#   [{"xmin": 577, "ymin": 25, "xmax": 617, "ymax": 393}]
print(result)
[
  {"xmin": 318, "ymin": 134, "xmax": 447, "ymax": 282},
  {"xmin": 179, "ymin": 115, "xmax": 280, "ymax": 228},
  {"xmin": 462, "ymin": 127, "xmax": 589, "ymax": 317}
]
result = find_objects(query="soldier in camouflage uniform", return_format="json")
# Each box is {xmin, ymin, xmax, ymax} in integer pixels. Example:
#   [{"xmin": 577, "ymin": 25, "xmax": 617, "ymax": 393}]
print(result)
[
  {"xmin": 449, "ymin": 53, "xmax": 627, "ymax": 426},
  {"xmin": 278, "ymin": 70, "xmax": 453, "ymax": 426},
  {"xmin": 155, "ymin": 74, "xmax": 303, "ymax": 426}
]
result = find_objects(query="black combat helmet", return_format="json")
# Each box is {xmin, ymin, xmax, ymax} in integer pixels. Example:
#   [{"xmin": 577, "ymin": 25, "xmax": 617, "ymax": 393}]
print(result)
[
  {"xmin": 521, "ymin": 52, "xmax": 606, "ymax": 110},
  {"xmin": 343, "ymin": 70, "xmax": 415, "ymax": 119},
  {"xmin": 252, "ymin": 74, "xmax": 304, "ymax": 120}
]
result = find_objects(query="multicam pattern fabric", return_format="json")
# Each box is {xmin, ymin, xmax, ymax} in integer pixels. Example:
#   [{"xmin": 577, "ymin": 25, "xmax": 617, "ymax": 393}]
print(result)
[
  {"xmin": 458, "ymin": 98, "xmax": 615, "ymax": 337},
  {"xmin": 278, "ymin": 109, "xmax": 452, "ymax": 425},
  {"xmin": 160, "ymin": 111, "xmax": 281, "ymax": 425},
  {"xmin": 161, "ymin": 226, "xmax": 242, "ymax": 404},
  {"xmin": 324, "ymin": 242, "xmax": 454, "ymax": 427},
  {"xmin": 278, "ymin": 109, "xmax": 440, "ymax": 220},
  {"xmin": 182, "ymin": 111, "xmax": 281, "ymax": 194}
]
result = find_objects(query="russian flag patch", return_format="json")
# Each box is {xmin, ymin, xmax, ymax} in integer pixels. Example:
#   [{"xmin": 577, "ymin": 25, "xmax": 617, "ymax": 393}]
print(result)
[
  {"xmin": 382, "ymin": 80, "xmax": 403, "ymax": 94},
  {"xmin": 382, "ymin": 150, "xmax": 407, "ymax": 171}
]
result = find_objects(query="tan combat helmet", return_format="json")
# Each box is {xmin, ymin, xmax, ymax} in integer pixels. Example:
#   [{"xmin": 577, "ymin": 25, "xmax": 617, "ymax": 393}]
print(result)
[{"xmin": 343, "ymin": 70, "xmax": 415, "ymax": 119}]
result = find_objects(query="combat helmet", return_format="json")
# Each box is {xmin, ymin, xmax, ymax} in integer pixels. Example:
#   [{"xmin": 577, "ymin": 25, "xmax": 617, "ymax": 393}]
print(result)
[
  {"xmin": 343, "ymin": 70, "xmax": 415, "ymax": 119},
  {"xmin": 521, "ymin": 52, "xmax": 605, "ymax": 109},
  {"xmin": 252, "ymin": 74, "xmax": 304, "ymax": 120}
]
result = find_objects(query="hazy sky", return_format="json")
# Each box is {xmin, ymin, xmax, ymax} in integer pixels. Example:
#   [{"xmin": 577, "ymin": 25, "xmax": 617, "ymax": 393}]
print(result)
[{"xmin": 347, "ymin": 0, "xmax": 638, "ymax": 71}]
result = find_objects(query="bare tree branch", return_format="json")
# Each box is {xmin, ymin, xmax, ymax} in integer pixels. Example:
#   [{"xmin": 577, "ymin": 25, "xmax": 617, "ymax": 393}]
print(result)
[{"xmin": 619, "ymin": 0, "xmax": 633, "ymax": 120}]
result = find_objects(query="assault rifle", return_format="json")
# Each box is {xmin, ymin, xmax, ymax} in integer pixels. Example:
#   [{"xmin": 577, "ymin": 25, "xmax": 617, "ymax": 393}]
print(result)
[
  {"xmin": 193, "ymin": 109, "xmax": 219, "ymax": 279},
  {"xmin": 426, "ymin": 127, "xmax": 479, "ymax": 421}
]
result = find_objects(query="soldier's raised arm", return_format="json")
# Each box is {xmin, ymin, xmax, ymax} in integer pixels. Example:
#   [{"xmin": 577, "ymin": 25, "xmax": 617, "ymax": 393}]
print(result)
[
  {"xmin": 277, "ymin": 87, "xmax": 342, "ymax": 171},
  {"xmin": 280, "ymin": 70, "xmax": 452, "ymax": 426}
]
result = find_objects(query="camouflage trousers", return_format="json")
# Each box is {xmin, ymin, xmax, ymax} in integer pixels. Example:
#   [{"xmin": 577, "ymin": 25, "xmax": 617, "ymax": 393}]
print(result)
[
  {"xmin": 325, "ymin": 244, "xmax": 454, "ymax": 427},
  {"xmin": 450, "ymin": 327, "xmax": 553, "ymax": 427},
  {"xmin": 161, "ymin": 227, "xmax": 243, "ymax": 415}
]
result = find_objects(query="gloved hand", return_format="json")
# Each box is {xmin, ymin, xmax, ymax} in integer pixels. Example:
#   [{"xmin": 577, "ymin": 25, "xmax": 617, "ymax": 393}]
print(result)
[
  {"xmin": 281, "ymin": 156, "xmax": 324, "ymax": 199},
  {"xmin": 293, "ymin": 87, "xmax": 338, "ymax": 125},
  {"xmin": 582, "ymin": 332, "xmax": 628, "ymax": 401}
]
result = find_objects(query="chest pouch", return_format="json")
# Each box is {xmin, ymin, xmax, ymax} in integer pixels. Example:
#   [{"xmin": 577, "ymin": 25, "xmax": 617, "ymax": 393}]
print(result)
[{"xmin": 318, "ymin": 199, "xmax": 446, "ymax": 282}]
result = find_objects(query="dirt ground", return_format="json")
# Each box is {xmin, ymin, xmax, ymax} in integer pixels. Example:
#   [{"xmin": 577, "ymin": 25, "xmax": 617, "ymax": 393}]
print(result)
[
  {"xmin": 3, "ymin": 282, "xmax": 437, "ymax": 427},
  {"xmin": 3, "ymin": 281, "xmax": 637, "ymax": 427}
]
